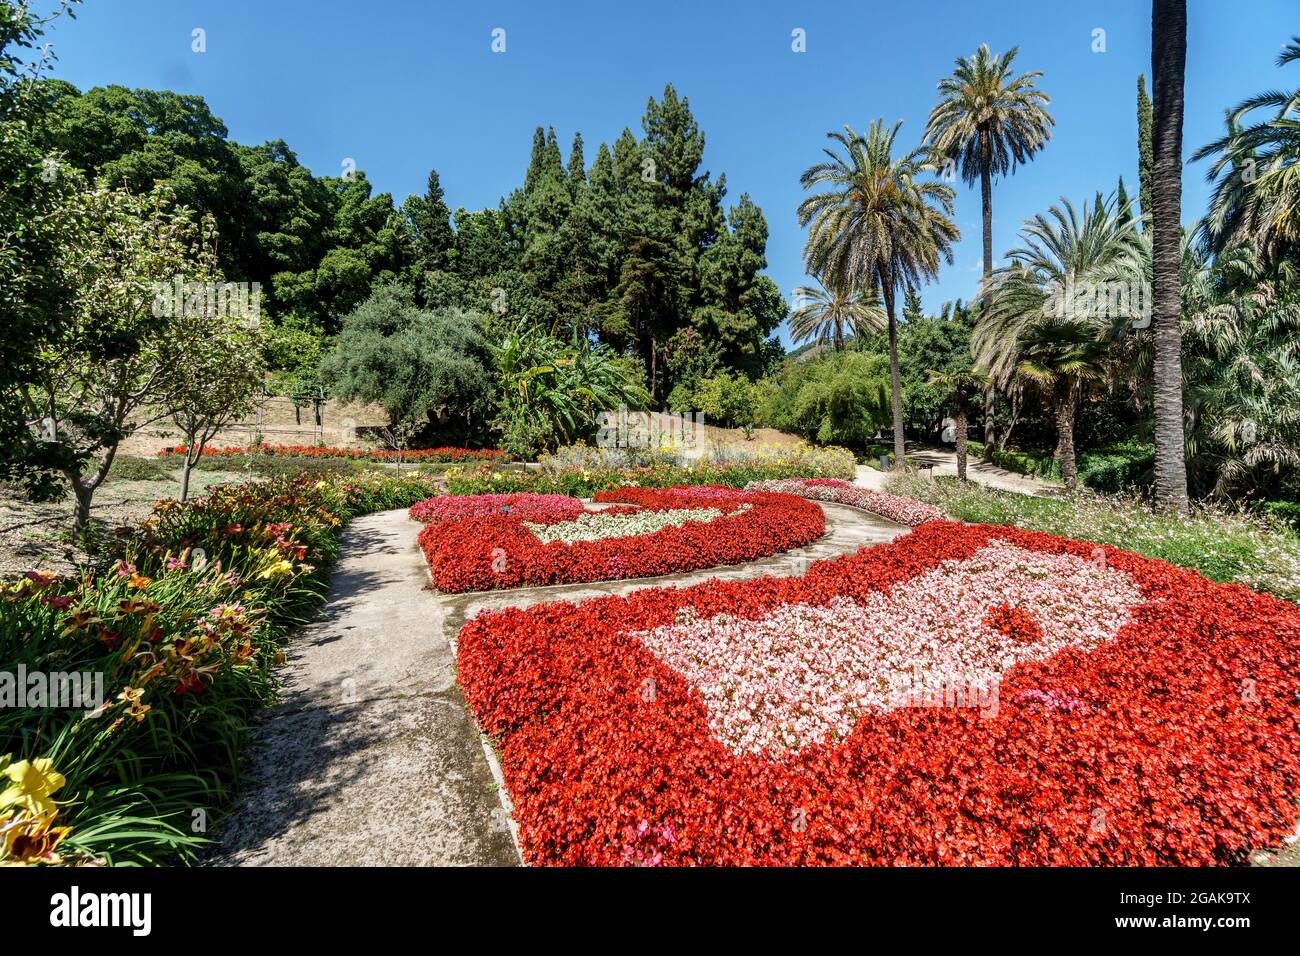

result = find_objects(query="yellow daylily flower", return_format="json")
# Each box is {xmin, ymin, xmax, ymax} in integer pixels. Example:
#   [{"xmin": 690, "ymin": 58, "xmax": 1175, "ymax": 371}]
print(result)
[
  {"xmin": 258, "ymin": 558, "xmax": 295, "ymax": 580},
  {"xmin": 0, "ymin": 758, "xmax": 66, "ymax": 817}
]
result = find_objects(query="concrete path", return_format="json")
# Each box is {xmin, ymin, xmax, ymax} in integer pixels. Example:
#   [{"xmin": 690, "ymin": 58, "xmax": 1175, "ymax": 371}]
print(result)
[
  {"xmin": 210, "ymin": 509, "xmax": 519, "ymax": 866},
  {"xmin": 854, "ymin": 446, "xmax": 1058, "ymax": 496},
  {"xmin": 213, "ymin": 500, "xmax": 908, "ymax": 866}
]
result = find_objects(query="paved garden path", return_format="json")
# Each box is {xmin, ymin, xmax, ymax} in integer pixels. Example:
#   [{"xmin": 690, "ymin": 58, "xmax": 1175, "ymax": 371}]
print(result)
[
  {"xmin": 213, "ymin": 500, "xmax": 908, "ymax": 866},
  {"xmin": 853, "ymin": 447, "xmax": 1058, "ymax": 496}
]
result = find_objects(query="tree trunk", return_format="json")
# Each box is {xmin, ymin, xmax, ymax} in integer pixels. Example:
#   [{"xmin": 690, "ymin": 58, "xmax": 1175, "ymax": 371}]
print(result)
[
  {"xmin": 1054, "ymin": 381, "xmax": 1079, "ymax": 493},
  {"xmin": 181, "ymin": 457, "xmax": 194, "ymax": 502},
  {"xmin": 1151, "ymin": 0, "xmax": 1189, "ymax": 511},
  {"xmin": 998, "ymin": 388, "xmax": 1020, "ymax": 451},
  {"xmin": 70, "ymin": 478, "xmax": 93, "ymax": 539},
  {"xmin": 980, "ymin": 129, "xmax": 997, "ymax": 462},
  {"xmin": 882, "ymin": 279, "xmax": 906, "ymax": 469},
  {"xmin": 955, "ymin": 403, "xmax": 968, "ymax": 481}
]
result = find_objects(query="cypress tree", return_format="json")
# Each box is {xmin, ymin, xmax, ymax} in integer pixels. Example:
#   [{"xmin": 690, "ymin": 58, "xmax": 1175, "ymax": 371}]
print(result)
[{"xmin": 1137, "ymin": 74, "xmax": 1154, "ymax": 228}]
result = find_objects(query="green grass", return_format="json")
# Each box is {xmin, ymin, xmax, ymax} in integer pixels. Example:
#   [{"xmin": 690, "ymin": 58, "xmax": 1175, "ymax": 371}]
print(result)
[
  {"xmin": 105, "ymin": 456, "xmax": 175, "ymax": 482},
  {"xmin": 890, "ymin": 473, "xmax": 1300, "ymax": 602}
]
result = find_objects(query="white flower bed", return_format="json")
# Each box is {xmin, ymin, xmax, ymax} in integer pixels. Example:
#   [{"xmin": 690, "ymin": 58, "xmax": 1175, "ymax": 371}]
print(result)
[{"xmin": 525, "ymin": 506, "xmax": 732, "ymax": 545}]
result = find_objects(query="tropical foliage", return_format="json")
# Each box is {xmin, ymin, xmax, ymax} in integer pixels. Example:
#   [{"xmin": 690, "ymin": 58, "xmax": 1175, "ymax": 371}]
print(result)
[{"xmin": 798, "ymin": 120, "xmax": 958, "ymax": 464}]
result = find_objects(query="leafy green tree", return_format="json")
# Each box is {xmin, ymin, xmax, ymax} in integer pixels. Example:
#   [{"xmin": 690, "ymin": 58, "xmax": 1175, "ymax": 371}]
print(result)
[
  {"xmin": 693, "ymin": 372, "xmax": 759, "ymax": 430},
  {"xmin": 161, "ymin": 310, "xmax": 265, "ymax": 501},
  {"xmin": 664, "ymin": 326, "xmax": 723, "ymax": 411},
  {"xmin": 898, "ymin": 300, "xmax": 976, "ymax": 436},
  {"xmin": 1137, "ymin": 74, "xmax": 1154, "ymax": 227},
  {"xmin": 769, "ymin": 351, "xmax": 891, "ymax": 448},
  {"xmin": 799, "ymin": 120, "xmax": 959, "ymax": 466},
  {"xmin": 0, "ymin": 0, "xmax": 82, "ymax": 496},
  {"xmin": 319, "ymin": 282, "xmax": 493, "ymax": 442},
  {"xmin": 21, "ymin": 182, "xmax": 222, "ymax": 533}
]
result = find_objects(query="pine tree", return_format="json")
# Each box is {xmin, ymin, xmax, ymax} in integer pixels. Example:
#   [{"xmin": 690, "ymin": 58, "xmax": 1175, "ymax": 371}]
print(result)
[
  {"xmin": 567, "ymin": 131, "xmax": 586, "ymax": 190},
  {"xmin": 902, "ymin": 286, "xmax": 925, "ymax": 323},
  {"xmin": 404, "ymin": 168, "xmax": 456, "ymax": 273},
  {"xmin": 1117, "ymin": 175, "xmax": 1133, "ymax": 226},
  {"xmin": 524, "ymin": 126, "xmax": 546, "ymax": 193}
]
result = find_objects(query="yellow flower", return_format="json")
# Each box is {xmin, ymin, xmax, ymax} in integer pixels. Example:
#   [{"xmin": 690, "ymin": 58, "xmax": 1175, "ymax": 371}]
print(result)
[
  {"xmin": 258, "ymin": 558, "xmax": 295, "ymax": 580},
  {"xmin": 0, "ymin": 758, "xmax": 66, "ymax": 817}
]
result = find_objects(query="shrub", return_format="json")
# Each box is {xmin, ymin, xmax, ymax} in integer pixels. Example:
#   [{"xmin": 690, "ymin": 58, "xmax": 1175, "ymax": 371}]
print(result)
[
  {"xmin": 964, "ymin": 440, "xmax": 1154, "ymax": 493},
  {"xmin": 443, "ymin": 444, "xmax": 857, "ymax": 498}
]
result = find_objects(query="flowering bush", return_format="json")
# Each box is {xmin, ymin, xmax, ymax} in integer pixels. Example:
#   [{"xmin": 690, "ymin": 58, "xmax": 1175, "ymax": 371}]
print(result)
[
  {"xmin": 0, "ymin": 470, "xmax": 439, "ymax": 866},
  {"xmin": 457, "ymin": 520, "xmax": 1300, "ymax": 865},
  {"xmin": 444, "ymin": 444, "xmax": 857, "ymax": 498},
  {"xmin": 408, "ymin": 492, "xmax": 582, "ymax": 525},
  {"xmin": 745, "ymin": 477, "xmax": 946, "ymax": 527},
  {"xmin": 419, "ymin": 486, "xmax": 824, "ymax": 592},
  {"xmin": 159, "ymin": 442, "xmax": 506, "ymax": 464}
]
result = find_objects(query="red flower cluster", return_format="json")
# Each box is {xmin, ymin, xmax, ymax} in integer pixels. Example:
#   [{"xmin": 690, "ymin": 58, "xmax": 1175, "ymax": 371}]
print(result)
[
  {"xmin": 457, "ymin": 521, "xmax": 1300, "ymax": 865},
  {"xmin": 983, "ymin": 602, "xmax": 1044, "ymax": 644},
  {"xmin": 158, "ymin": 443, "xmax": 505, "ymax": 463},
  {"xmin": 419, "ymin": 486, "xmax": 825, "ymax": 593}
]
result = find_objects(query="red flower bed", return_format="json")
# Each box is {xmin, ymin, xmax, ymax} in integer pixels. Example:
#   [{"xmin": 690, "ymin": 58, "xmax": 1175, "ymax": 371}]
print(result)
[
  {"xmin": 158, "ymin": 443, "xmax": 505, "ymax": 463},
  {"xmin": 419, "ymin": 486, "xmax": 825, "ymax": 592},
  {"xmin": 457, "ymin": 520, "xmax": 1300, "ymax": 865},
  {"xmin": 408, "ymin": 493, "xmax": 582, "ymax": 525}
]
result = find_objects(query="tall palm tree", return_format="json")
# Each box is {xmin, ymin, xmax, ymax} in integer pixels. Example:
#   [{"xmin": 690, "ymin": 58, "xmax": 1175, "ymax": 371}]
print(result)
[
  {"xmin": 788, "ymin": 278, "xmax": 886, "ymax": 351},
  {"xmin": 974, "ymin": 195, "xmax": 1143, "ymax": 491},
  {"xmin": 798, "ymin": 120, "xmax": 959, "ymax": 467},
  {"xmin": 1150, "ymin": 0, "xmax": 1190, "ymax": 511},
  {"xmin": 1193, "ymin": 36, "xmax": 1300, "ymax": 263},
  {"xmin": 924, "ymin": 44, "xmax": 1053, "ymax": 459}
]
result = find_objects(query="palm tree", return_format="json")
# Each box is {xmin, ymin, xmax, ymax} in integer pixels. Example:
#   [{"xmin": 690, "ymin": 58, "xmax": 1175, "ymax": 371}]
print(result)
[
  {"xmin": 974, "ymin": 195, "xmax": 1143, "ymax": 491},
  {"xmin": 1150, "ymin": 0, "xmax": 1190, "ymax": 511},
  {"xmin": 1193, "ymin": 36, "xmax": 1300, "ymax": 263},
  {"xmin": 798, "ymin": 120, "xmax": 959, "ymax": 468},
  {"xmin": 926, "ymin": 367, "xmax": 990, "ymax": 480},
  {"xmin": 788, "ymin": 278, "xmax": 886, "ymax": 351},
  {"xmin": 924, "ymin": 44, "xmax": 1053, "ymax": 460},
  {"xmin": 1176, "ymin": 242, "xmax": 1300, "ymax": 497}
]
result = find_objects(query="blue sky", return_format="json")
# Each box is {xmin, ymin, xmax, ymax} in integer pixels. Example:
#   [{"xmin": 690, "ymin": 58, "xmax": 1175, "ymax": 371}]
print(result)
[{"xmin": 38, "ymin": 0, "xmax": 1299, "ymax": 343}]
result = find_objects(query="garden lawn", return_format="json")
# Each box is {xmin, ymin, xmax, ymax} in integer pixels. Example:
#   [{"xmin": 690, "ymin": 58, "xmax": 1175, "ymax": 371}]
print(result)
[{"xmin": 457, "ymin": 520, "xmax": 1300, "ymax": 866}]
